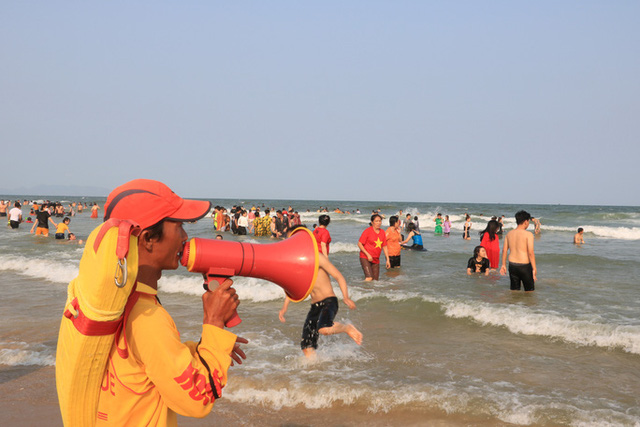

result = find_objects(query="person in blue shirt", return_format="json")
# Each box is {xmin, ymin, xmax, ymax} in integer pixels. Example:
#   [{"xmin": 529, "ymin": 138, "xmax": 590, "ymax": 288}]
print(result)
[{"xmin": 401, "ymin": 223, "xmax": 424, "ymax": 251}]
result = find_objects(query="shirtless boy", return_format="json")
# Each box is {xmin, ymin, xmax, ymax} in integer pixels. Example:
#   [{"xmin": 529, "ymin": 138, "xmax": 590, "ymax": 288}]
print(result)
[
  {"xmin": 279, "ymin": 227, "xmax": 363, "ymax": 358},
  {"xmin": 500, "ymin": 210, "xmax": 537, "ymax": 292},
  {"xmin": 574, "ymin": 228, "xmax": 585, "ymax": 244}
]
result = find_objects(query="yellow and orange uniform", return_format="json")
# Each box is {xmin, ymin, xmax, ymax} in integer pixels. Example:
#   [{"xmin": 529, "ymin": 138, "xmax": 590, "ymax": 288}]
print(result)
[{"xmin": 96, "ymin": 283, "xmax": 237, "ymax": 426}]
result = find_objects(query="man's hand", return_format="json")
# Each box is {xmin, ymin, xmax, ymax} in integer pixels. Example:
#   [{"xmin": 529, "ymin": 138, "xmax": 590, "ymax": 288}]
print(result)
[
  {"xmin": 343, "ymin": 297, "xmax": 356, "ymax": 310},
  {"xmin": 500, "ymin": 265, "xmax": 507, "ymax": 276},
  {"xmin": 202, "ymin": 279, "xmax": 239, "ymax": 328},
  {"xmin": 230, "ymin": 336, "xmax": 248, "ymax": 366},
  {"xmin": 278, "ymin": 309, "xmax": 286, "ymax": 323}
]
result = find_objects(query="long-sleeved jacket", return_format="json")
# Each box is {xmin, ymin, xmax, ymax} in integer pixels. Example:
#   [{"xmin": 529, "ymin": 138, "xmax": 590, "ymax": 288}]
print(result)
[{"xmin": 96, "ymin": 283, "xmax": 237, "ymax": 426}]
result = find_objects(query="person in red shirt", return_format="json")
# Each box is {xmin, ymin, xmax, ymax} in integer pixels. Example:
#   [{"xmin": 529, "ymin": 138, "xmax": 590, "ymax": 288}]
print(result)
[
  {"xmin": 479, "ymin": 219, "xmax": 500, "ymax": 269},
  {"xmin": 358, "ymin": 214, "xmax": 391, "ymax": 281},
  {"xmin": 313, "ymin": 214, "xmax": 332, "ymax": 257}
]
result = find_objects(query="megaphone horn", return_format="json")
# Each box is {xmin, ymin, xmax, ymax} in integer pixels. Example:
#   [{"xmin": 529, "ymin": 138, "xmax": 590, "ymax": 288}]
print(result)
[{"xmin": 181, "ymin": 227, "xmax": 319, "ymax": 327}]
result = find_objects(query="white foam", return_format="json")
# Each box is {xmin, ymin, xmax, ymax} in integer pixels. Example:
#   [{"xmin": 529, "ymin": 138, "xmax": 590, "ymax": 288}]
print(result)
[
  {"xmin": 0, "ymin": 254, "xmax": 78, "ymax": 284},
  {"xmin": 224, "ymin": 379, "xmax": 640, "ymax": 425},
  {"xmin": 158, "ymin": 275, "xmax": 206, "ymax": 296},
  {"xmin": 574, "ymin": 225, "xmax": 640, "ymax": 240},
  {"xmin": 0, "ymin": 342, "xmax": 55, "ymax": 366},
  {"xmin": 329, "ymin": 241, "xmax": 360, "ymax": 253},
  {"xmin": 158, "ymin": 274, "xmax": 287, "ymax": 302},
  {"xmin": 441, "ymin": 300, "xmax": 640, "ymax": 354},
  {"xmin": 224, "ymin": 381, "xmax": 365, "ymax": 410},
  {"xmin": 346, "ymin": 289, "xmax": 640, "ymax": 354}
]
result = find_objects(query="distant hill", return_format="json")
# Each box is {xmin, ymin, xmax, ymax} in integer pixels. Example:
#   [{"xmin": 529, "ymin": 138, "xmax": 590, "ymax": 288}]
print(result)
[{"xmin": 0, "ymin": 184, "xmax": 109, "ymax": 197}]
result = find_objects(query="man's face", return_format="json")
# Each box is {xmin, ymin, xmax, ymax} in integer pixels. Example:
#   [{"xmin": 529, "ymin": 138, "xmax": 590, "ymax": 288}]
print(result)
[{"xmin": 150, "ymin": 221, "xmax": 188, "ymax": 271}]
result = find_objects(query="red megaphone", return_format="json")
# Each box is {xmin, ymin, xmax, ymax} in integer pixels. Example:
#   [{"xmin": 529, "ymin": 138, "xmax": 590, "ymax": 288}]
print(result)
[{"xmin": 181, "ymin": 227, "xmax": 319, "ymax": 327}]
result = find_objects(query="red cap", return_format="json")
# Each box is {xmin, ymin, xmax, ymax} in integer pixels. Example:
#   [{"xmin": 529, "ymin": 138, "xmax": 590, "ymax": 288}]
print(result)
[{"xmin": 103, "ymin": 179, "xmax": 211, "ymax": 229}]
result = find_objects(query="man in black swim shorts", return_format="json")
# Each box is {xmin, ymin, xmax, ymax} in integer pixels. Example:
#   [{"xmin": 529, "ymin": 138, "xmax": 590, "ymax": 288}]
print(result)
[
  {"xmin": 500, "ymin": 210, "xmax": 537, "ymax": 292},
  {"xmin": 508, "ymin": 262, "xmax": 535, "ymax": 291},
  {"xmin": 300, "ymin": 296, "xmax": 339, "ymax": 351},
  {"xmin": 279, "ymin": 226, "xmax": 362, "ymax": 358}
]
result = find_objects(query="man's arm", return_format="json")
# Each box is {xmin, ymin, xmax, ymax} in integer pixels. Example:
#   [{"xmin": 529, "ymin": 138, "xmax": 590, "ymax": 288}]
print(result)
[
  {"xmin": 319, "ymin": 255, "xmax": 355, "ymax": 309},
  {"xmin": 279, "ymin": 297, "xmax": 291, "ymax": 322},
  {"xmin": 500, "ymin": 234, "xmax": 509, "ymax": 275},
  {"xmin": 400, "ymin": 231, "xmax": 414, "ymax": 245},
  {"xmin": 320, "ymin": 241, "xmax": 328, "ymax": 257},
  {"xmin": 527, "ymin": 233, "xmax": 537, "ymax": 281}
]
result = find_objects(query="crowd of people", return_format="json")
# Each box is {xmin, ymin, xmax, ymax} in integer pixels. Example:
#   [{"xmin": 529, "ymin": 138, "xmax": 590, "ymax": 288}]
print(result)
[
  {"xmin": 2, "ymin": 184, "xmax": 592, "ymax": 425},
  {"xmin": 211, "ymin": 205, "xmax": 304, "ymax": 238},
  {"xmin": 1, "ymin": 199, "xmax": 96, "ymax": 242},
  {"xmin": 207, "ymin": 203, "xmax": 542, "ymax": 294}
]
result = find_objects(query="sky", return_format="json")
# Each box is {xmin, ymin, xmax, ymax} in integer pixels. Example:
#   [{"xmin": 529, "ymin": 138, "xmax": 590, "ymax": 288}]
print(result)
[{"xmin": 1, "ymin": 1, "xmax": 639, "ymax": 206}]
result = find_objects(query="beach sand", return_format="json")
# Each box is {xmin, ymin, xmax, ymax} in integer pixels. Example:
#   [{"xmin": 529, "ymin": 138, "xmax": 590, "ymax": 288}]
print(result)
[{"xmin": 0, "ymin": 365, "xmax": 504, "ymax": 427}]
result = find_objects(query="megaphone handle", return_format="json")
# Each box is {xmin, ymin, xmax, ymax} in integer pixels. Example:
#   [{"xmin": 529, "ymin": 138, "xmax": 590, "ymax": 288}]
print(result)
[{"xmin": 204, "ymin": 275, "xmax": 242, "ymax": 328}]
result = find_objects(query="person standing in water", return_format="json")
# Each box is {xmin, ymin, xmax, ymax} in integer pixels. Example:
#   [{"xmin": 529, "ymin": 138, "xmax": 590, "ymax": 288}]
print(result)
[
  {"xmin": 463, "ymin": 214, "xmax": 472, "ymax": 240},
  {"xmin": 358, "ymin": 214, "xmax": 391, "ymax": 281},
  {"xmin": 531, "ymin": 216, "xmax": 541, "ymax": 234},
  {"xmin": 385, "ymin": 216, "xmax": 402, "ymax": 268},
  {"xmin": 313, "ymin": 214, "xmax": 332, "ymax": 257},
  {"xmin": 500, "ymin": 210, "xmax": 537, "ymax": 292},
  {"xmin": 8, "ymin": 202, "xmax": 23, "ymax": 229},
  {"xmin": 479, "ymin": 219, "xmax": 500, "ymax": 269},
  {"xmin": 443, "ymin": 215, "xmax": 451, "ymax": 236},
  {"xmin": 434, "ymin": 213, "xmax": 443, "ymax": 235}
]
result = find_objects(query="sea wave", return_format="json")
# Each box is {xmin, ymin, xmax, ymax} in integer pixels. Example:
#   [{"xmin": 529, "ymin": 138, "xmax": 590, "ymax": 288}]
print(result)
[
  {"xmin": 440, "ymin": 299, "xmax": 640, "ymax": 355},
  {"xmin": 330, "ymin": 242, "xmax": 360, "ymax": 253},
  {"xmin": 0, "ymin": 254, "xmax": 78, "ymax": 284},
  {"xmin": 353, "ymin": 290, "xmax": 640, "ymax": 354},
  {"xmin": 543, "ymin": 224, "xmax": 640, "ymax": 240},
  {"xmin": 224, "ymin": 378, "xmax": 640, "ymax": 425},
  {"xmin": 0, "ymin": 342, "xmax": 55, "ymax": 366}
]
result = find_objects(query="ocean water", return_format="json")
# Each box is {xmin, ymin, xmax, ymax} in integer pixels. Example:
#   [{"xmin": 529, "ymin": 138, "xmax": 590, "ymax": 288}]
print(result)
[{"xmin": 1, "ymin": 196, "xmax": 639, "ymax": 426}]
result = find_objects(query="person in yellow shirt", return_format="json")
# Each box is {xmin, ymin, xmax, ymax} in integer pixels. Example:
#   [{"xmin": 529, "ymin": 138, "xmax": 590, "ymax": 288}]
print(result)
[
  {"xmin": 55, "ymin": 217, "xmax": 72, "ymax": 239},
  {"xmin": 93, "ymin": 179, "xmax": 247, "ymax": 426}
]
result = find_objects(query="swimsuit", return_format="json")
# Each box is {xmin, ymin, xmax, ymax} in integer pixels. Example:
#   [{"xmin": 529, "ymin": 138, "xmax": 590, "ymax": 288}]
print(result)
[
  {"xmin": 434, "ymin": 218, "xmax": 443, "ymax": 234},
  {"xmin": 508, "ymin": 262, "xmax": 535, "ymax": 291},
  {"xmin": 301, "ymin": 296, "xmax": 339, "ymax": 350},
  {"xmin": 463, "ymin": 222, "xmax": 471, "ymax": 239},
  {"xmin": 467, "ymin": 257, "xmax": 490, "ymax": 273},
  {"xmin": 389, "ymin": 255, "xmax": 401, "ymax": 268},
  {"xmin": 409, "ymin": 233, "xmax": 424, "ymax": 250}
]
